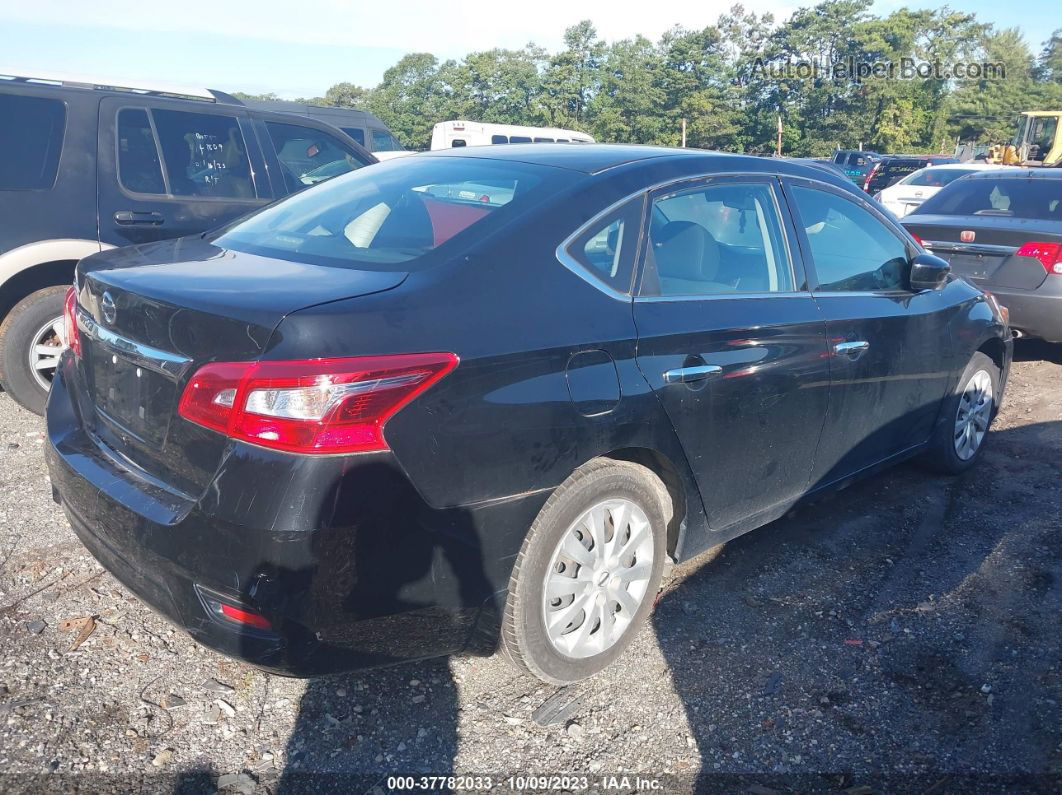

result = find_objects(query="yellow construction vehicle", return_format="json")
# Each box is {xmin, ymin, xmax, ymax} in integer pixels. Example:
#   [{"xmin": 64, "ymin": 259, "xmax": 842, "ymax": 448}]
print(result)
[{"xmin": 985, "ymin": 111, "xmax": 1062, "ymax": 167}]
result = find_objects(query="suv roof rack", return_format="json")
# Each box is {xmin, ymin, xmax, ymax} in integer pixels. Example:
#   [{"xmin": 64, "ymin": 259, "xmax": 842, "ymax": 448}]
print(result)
[{"xmin": 0, "ymin": 68, "xmax": 242, "ymax": 104}]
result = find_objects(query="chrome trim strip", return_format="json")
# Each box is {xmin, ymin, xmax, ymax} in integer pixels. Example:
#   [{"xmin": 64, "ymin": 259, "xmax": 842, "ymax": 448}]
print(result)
[
  {"xmin": 634, "ymin": 290, "xmax": 811, "ymax": 303},
  {"xmin": 553, "ymin": 167, "xmax": 862, "ymax": 302},
  {"xmin": 923, "ymin": 241, "xmax": 1017, "ymax": 255},
  {"xmin": 76, "ymin": 309, "xmax": 192, "ymax": 378},
  {"xmin": 554, "ymin": 193, "xmax": 645, "ymax": 303}
]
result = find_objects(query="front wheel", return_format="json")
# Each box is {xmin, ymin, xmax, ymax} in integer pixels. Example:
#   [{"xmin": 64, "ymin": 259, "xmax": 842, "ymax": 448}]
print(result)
[
  {"xmin": 0, "ymin": 286, "xmax": 70, "ymax": 415},
  {"xmin": 921, "ymin": 351, "xmax": 999, "ymax": 474},
  {"xmin": 501, "ymin": 459, "xmax": 671, "ymax": 684}
]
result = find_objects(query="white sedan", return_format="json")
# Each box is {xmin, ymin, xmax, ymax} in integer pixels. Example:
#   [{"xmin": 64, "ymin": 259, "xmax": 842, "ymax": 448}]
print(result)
[{"xmin": 874, "ymin": 163, "xmax": 1011, "ymax": 217}]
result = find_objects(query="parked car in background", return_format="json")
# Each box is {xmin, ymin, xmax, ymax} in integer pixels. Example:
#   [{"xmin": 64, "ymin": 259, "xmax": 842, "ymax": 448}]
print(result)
[
  {"xmin": 47, "ymin": 145, "xmax": 1010, "ymax": 682},
  {"xmin": 832, "ymin": 149, "xmax": 881, "ymax": 185},
  {"xmin": 0, "ymin": 70, "xmax": 375, "ymax": 414},
  {"xmin": 863, "ymin": 154, "xmax": 959, "ymax": 193},
  {"xmin": 431, "ymin": 120, "xmax": 594, "ymax": 149},
  {"xmin": 238, "ymin": 98, "xmax": 405, "ymax": 159},
  {"xmin": 903, "ymin": 169, "xmax": 1062, "ymax": 343},
  {"xmin": 874, "ymin": 163, "xmax": 1011, "ymax": 217}
]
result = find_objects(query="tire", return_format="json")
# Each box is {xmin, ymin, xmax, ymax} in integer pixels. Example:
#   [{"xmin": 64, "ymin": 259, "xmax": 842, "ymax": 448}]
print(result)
[
  {"xmin": 0, "ymin": 286, "xmax": 69, "ymax": 415},
  {"xmin": 501, "ymin": 458, "xmax": 671, "ymax": 684},
  {"xmin": 921, "ymin": 351, "xmax": 1000, "ymax": 475}
]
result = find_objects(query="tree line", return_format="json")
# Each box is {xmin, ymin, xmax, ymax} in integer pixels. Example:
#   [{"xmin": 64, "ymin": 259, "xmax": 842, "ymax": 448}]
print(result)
[{"xmin": 238, "ymin": 0, "xmax": 1062, "ymax": 157}]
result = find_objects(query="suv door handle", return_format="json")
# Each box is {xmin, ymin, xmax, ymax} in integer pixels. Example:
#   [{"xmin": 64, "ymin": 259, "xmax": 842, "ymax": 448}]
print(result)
[
  {"xmin": 114, "ymin": 211, "xmax": 164, "ymax": 225},
  {"xmin": 663, "ymin": 364, "xmax": 722, "ymax": 384},
  {"xmin": 833, "ymin": 340, "xmax": 870, "ymax": 358}
]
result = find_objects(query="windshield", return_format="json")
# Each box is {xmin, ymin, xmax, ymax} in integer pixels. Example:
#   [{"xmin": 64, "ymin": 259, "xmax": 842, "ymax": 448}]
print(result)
[
  {"xmin": 217, "ymin": 157, "xmax": 574, "ymax": 269},
  {"xmin": 915, "ymin": 178, "xmax": 1062, "ymax": 221},
  {"xmin": 898, "ymin": 168, "xmax": 977, "ymax": 188}
]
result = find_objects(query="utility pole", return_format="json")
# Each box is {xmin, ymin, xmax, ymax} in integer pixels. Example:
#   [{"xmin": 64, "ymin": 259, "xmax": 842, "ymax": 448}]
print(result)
[
  {"xmin": 681, "ymin": 118, "xmax": 687, "ymax": 148},
  {"xmin": 776, "ymin": 114, "xmax": 782, "ymax": 157}
]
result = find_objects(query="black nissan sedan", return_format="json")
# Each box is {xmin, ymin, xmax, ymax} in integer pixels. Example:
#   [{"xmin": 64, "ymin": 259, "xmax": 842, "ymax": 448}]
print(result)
[{"xmin": 46, "ymin": 145, "xmax": 1011, "ymax": 683}]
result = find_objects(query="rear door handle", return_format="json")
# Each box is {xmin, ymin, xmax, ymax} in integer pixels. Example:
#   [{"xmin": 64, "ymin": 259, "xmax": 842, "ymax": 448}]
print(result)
[
  {"xmin": 114, "ymin": 211, "xmax": 164, "ymax": 226},
  {"xmin": 833, "ymin": 340, "xmax": 870, "ymax": 358},
  {"xmin": 663, "ymin": 364, "xmax": 722, "ymax": 384}
]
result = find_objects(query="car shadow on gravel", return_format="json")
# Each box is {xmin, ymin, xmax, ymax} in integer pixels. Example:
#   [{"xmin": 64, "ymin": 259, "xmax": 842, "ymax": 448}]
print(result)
[
  {"xmin": 652, "ymin": 420, "xmax": 1062, "ymax": 791},
  {"xmin": 1013, "ymin": 339, "xmax": 1062, "ymax": 365},
  {"xmin": 260, "ymin": 461, "xmax": 499, "ymax": 794}
]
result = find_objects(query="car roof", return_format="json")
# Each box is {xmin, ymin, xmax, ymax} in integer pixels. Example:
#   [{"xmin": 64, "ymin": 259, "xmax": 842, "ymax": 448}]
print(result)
[
  {"xmin": 955, "ymin": 168, "xmax": 1062, "ymax": 181},
  {"xmin": 420, "ymin": 143, "xmax": 855, "ymax": 185}
]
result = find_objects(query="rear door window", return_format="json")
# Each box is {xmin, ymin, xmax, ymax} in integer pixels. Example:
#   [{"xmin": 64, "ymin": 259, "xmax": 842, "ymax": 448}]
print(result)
[
  {"xmin": 371, "ymin": 129, "xmax": 403, "ymax": 152},
  {"xmin": 151, "ymin": 109, "xmax": 255, "ymax": 198},
  {"xmin": 341, "ymin": 127, "xmax": 366, "ymax": 146},
  {"xmin": 116, "ymin": 108, "xmax": 166, "ymax": 194},
  {"xmin": 641, "ymin": 181, "xmax": 793, "ymax": 296},
  {"xmin": 265, "ymin": 121, "xmax": 367, "ymax": 194},
  {"xmin": 0, "ymin": 94, "xmax": 66, "ymax": 190}
]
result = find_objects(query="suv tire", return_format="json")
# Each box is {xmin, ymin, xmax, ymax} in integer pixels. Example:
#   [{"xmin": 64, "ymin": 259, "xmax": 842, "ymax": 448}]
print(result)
[{"xmin": 0, "ymin": 286, "xmax": 69, "ymax": 415}]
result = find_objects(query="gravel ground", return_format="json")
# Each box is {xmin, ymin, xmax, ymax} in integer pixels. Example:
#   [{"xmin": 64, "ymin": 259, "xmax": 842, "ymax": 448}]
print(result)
[{"xmin": 0, "ymin": 342, "xmax": 1059, "ymax": 794}]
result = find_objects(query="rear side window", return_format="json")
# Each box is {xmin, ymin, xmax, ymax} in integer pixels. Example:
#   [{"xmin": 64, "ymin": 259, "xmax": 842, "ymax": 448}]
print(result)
[
  {"xmin": 265, "ymin": 121, "xmax": 365, "ymax": 195},
  {"xmin": 117, "ymin": 108, "xmax": 165, "ymax": 194},
  {"xmin": 0, "ymin": 94, "xmax": 65, "ymax": 190},
  {"xmin": 371, "ymin": 129, "xmax": 403, "ymax": 152},
  {"xmin": 152, "ymin": 110, "xmax": 254, "ymax": 198},
  {"xmin": 791, "ymin": 186, "xmax": 909, "ymax": 291},
  {"xmin": 341, "ymin": 127, "xmax": 366, "ymax": 146},
  {"xmin": 641, "ymin": 182, "xmax": 792, "ymax": 296},
  {"xmin": 216, "ymin": 157, "xmax": 574, "ymax": 270},
  {"xmin": 916, "ymin": 178, "xmax": 1062, "ymax": 221},
  {"xmin": 117, "ymin": 108, "xmax": 256, "ymax": 198},
  {"xmin": 562, "ymin": 197, "xmax": 644, "ymax": 294}
]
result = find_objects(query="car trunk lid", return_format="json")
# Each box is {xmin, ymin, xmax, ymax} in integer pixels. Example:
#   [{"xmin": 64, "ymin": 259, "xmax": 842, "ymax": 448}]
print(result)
[
  {"xmin": 903, "ymin": 214, "xmax": 1059, "ymax": 290},
  {"xmin": 74, "ymin": 237, "xmax": 407, "ymax": 493}
]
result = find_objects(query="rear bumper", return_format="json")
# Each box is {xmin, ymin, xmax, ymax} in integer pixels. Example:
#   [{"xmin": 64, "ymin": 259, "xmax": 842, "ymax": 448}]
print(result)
[
  {"xmin": 989, "ymin": 280, "xmax": 1062, "ymax": 342},
  {"xmin": 45, "ymin": 356, "xmax": 545, "ymax": 676}
]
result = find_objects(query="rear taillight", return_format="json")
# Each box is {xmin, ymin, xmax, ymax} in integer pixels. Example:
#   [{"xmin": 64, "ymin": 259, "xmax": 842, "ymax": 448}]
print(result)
[
  {"xmin": 178, "ymin": 353, "xmax": 458, "ymax": 454},
  {"xmin": 1015, "ymin": 242, "xmax": 1062, "ymax": 275},
  {"xmin": 909, "ymin": 233, "xmax": 924, "ymax": 248},
  {"xmin": 63, "ymin": 286, "xmax": 81, "ymax": 357},
  {"xmin": 862, "ymin": 164, "xmax": 880, "ymax": 192}
]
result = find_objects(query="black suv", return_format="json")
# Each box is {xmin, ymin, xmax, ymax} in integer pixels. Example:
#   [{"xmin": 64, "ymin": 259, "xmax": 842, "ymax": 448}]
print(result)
[
  {"xmin": 0, "ymin": 72, "xmax": 377, "ymax": 414},
  {"xmin": 862, "ymin": 154, "xmax": 958, "ymax": 193}
]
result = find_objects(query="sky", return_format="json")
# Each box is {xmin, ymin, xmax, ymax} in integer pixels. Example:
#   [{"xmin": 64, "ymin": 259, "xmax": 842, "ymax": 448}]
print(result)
[{"xmin": 0, "ymin": 0, "xmax": 1053, "ymax": 99}]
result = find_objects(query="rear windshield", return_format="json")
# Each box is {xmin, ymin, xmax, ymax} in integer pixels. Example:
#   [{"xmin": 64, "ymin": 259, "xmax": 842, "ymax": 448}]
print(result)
[
  {"xmin": 216, "ymin": 157, "xmax": 576, "ymax": 269},
  {"xmin": 915, "ymin": 178, "xmax": 1062, "ymax": 221},
  {"xmin": 898, "ymin": 168, "xmax": 977, "ymax": 188}
]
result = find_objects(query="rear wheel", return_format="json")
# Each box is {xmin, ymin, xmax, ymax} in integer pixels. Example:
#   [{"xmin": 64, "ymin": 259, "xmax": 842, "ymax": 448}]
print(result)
[
  {"xmin": 921, "ymin": 351, "xmax": 999, "ymax": 474},
  {"xmin": 0, "ymin": 286, "xmax": 69, "ymax": 415},
  {"xmin": 501, "ymin": 459, "xmax": 670, "ymax": 684}
]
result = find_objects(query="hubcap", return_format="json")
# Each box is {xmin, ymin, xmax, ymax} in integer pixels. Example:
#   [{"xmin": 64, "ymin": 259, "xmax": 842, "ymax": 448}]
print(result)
[
  {"xmin": 542, "ymin": 498, "xmax": 654, "ymax": 659},
  {"xmin": 27, "ymin": 315, "xmax": 67, "ymax": 391},
  {"xmin": 954, "ymin": 369, "xmax": 993, "ymax": 460}
]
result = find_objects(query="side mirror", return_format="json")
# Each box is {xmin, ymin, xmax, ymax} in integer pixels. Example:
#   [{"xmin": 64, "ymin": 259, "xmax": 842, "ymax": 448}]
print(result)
[{"xmin": 910, "ymin": 252, "xmax": 950, "ymax": 291}]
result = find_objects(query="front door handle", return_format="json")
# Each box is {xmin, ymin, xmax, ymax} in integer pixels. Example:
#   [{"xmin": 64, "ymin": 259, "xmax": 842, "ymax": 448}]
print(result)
[
  {"xmin": 114, "ymin": 211, "xmax": 164, "ymax": 226},
  {"xmin": 833, "ymin": 340, "xmax": 870, "ymax": 358},
  {"xmin": 663, "ymin": 364, "xmax": 722, "ymax": 384}
]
